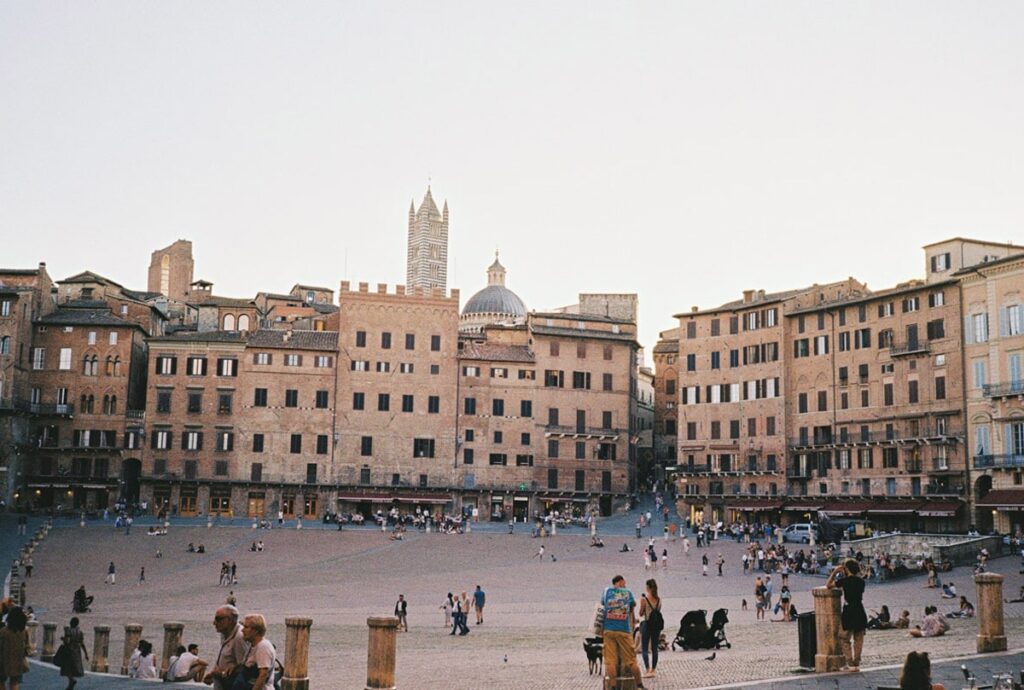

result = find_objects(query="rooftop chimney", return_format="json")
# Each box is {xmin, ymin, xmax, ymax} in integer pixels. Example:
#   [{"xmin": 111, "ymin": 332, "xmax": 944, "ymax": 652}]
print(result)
[{"xmin": 742, "ymin": 290, "xmax": 755, "ymax": 303}]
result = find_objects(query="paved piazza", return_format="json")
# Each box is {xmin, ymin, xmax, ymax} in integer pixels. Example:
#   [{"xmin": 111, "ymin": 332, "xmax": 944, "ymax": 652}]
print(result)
[{"xmin": 24, "ymin": 521, "xmax": 1024, "ymax": 688}]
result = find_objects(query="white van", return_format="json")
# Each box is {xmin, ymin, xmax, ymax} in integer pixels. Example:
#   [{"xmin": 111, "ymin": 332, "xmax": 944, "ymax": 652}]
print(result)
[{"xmin": 782, "ymin": 523, "xmax": 817, "ymax": 543}]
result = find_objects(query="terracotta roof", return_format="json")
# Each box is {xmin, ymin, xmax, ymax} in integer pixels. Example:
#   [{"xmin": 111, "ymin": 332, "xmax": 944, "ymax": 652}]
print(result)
[
  {"xmin": 531, "ymin": 311, "xmax": 631, "ymax": 324},
  {"xmin": 953, "ymin": 252, "xmax": 1024, "ymax": 276},
  {"xmin": 653, "ymin": 341, "xmax": 678, "ymax": 354},
  {"xmin": 36, "ymin": 307, "xmax": 137, "ymax": 328},
  {"xmin": 247, "ymin": 329, "xmax": 338, "ymax": 351},
  {"xmin": 786, "ymin": 279, "xmax": 958, "ymax": 316},
  {"xmin": 291, "ymin": 284, "xmax": 333, "ymax": 293},
  {"xmin": 148, "ymin": 331, "xmax": 248, "ymax": 344},
  {"xmin": 530, "ymin": 325, "xmax": 637, "ymax": 344},
  {"xmin": 922, "ymin": 237, "xmax": 1024, "ymax": 249},
  {"xmin": 311, "ymin": 303, "xmax": 339, "ymax": 314},
  {"xmin": 195, "ymin": 297, "xmax": 256, "ymax": 308},
  {"xmin": 122, "ymin": 289, "xmax": 164, "ymax": 302},
  {"xmin": 459, "ymin": 341, "xmax": 535, "ymax": 363},
  {"xmin": 58, "ymin": 270, "xmax": 123, "ymax": 287},
  {"xmin": 976, "ymin": 489, "xmax": 1024, "ymax": 507},
  {"xmin": 0, "ymin": 269, "xmax": 41, "ymax": 276}
]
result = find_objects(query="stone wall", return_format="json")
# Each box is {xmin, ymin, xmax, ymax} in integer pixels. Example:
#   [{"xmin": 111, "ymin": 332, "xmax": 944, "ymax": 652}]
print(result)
[{"xmin": 853, "ymin": 533, "xmax": 1003, "ymax": 566}]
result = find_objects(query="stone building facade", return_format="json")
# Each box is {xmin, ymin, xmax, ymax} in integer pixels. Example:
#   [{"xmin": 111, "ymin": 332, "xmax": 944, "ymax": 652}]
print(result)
[
  {"xmin": 148, "ymin": 240, "xmax": 195, "ymax": 304},
  {"xmin": 661, "ymin": 239, "xmax": 1024, "ymax": 533},
  {"xmin": 959, "ymin": 251, "xmax": 1024, "ymax": 533}
]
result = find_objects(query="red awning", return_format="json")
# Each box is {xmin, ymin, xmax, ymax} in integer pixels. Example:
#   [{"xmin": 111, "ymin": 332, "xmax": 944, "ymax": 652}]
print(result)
[
  {"xmin": 784, "ymin": 504, "xmax": 823, "ymax": 512},
  {"xmin": 976, "ymin": 489, "xmax": 1024, "ymax": 509},
  {"xmin": 335, "ymin": 493, "xmax": 452, "ymax": 504},
  {"xmin": 917, "ymin": 501, "xmax": 963, "ymax": 517},
  {"xmin": 867, "ymin": 501, "xmax": 924, "ymax": 515},
  {"xmin": 727, "ymin": 501, "xmax": 784, "ymax": 512}
]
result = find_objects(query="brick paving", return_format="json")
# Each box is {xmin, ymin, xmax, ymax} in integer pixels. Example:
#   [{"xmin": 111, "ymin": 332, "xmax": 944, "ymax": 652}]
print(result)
[{"xmin": 17, "ymin": 507, "xmax": 1024, "ymax": 689}]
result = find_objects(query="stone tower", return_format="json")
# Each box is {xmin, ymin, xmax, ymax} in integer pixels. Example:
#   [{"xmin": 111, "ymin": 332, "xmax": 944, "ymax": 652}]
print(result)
[
  {"xmin": 148, "ymin": 239, "xmax": 194, "ymax": 302},
  {"xmin": 406, "ymin": 187, "xmax": 449, "ymax": 291}
]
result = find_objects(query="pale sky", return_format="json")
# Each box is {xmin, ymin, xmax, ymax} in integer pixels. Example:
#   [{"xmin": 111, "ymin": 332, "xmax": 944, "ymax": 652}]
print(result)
[{"xmin": 2, "ymin": 2, "xmax": 1022, "ymax": 353}]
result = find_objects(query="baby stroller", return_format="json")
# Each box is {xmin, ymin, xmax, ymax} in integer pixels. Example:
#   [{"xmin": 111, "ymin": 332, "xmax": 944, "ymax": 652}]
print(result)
[{"xmin": 671, "ymin": 608, "xmax": 731, "ymax": 650}]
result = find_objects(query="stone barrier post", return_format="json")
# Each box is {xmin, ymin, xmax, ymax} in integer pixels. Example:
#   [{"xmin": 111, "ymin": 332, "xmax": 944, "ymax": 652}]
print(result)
[
  {"xmin": 975, "ymin": 572, "xmax": 1007, "ymax": 653},
  {"xmin": 91, "ymin": 625, "xmax": 110, "ymax": 672},
  {"xmin": 812, "ymin": 586, "xmax": 844, "ymax": 673},
  {"xmin": 40, "ymin": 622, "xmax": 57, "ymax": 663},
  {"xmin": 281, "ymin": 617, "xmax": 313, "ymax": 690},
  {"xmin": 121, "ymin": 624, "xmax": 143, "ymax": 675},
  {"xmin": 26, "ymin": 620, "xmax": 38, "ymax": 657},
  {"xmin": 365, "ymin": 616, "xmax": 398, "ymax": 690},
  {"xmin": 160, "ymin": 622, "xmax": 185, "ymax": 676}
]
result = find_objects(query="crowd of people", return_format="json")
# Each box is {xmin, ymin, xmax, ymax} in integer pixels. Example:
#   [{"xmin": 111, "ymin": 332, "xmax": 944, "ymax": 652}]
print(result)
[{"xmin": 437, "ymin": 586, "xmax": 486, "ymax": 635}]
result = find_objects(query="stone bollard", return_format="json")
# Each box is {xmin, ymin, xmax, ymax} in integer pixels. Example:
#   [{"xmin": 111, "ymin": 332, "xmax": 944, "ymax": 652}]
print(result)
[
  {"xmin": 40, "ymin": 622, "xmax": 57, "ymax": 663},
  {"xmin": 281, "ymin": 617, "xmax": 313, "ymax": 690},
  {"xmin": 26, "ymin": 620, "xmax": 38, "ymax": 657},
  {"xmin": 365, "ymin": 616, "xmax": 398, "ymax": 690},
  {"xmin": 812, "ymin": 586, "xmax": 844, "ymax": 673},
  {"xmin": 92, "ymin": 625, "xmax": 110, "ymax": 672},
  {"xmin": 975, "ymin": 572, "xmax": 1008, "ymax": 653},
  {"xmin": 160, "ymin": 622, "xmax": 185, "ymax": 676},
  {"xmin": 121, "ymin": 624, "xmax": 143, "ymax": 675}
]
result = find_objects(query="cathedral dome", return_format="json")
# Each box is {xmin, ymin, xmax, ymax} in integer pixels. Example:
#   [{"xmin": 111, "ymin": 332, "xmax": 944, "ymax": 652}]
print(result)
[
  {"xmin": 462, "ymin": 284, "xmax": 527, "ymax": 318},
  {"xmin": 460, "ymin": 253, "xmax": 527, "ymax": 329}
]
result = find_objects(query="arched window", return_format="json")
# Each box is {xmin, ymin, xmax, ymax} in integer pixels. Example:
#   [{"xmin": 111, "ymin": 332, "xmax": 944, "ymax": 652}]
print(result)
[
  {"xmin": 82, "ymin": 356, "xmax": 91, "ymax": 375},
  {"xmin": 113, "ymin": 357, "xmax": 121, "ymax": 376},
  {"xmin": 109, "ymin": 395, "xmax": 117, "ymax": 415},
  {"xmin": 80, "ymin": 393, "xmax": 88, "ymax": 411},
  {"xmin": 0, "ymin": 336, "xmax": 9, "ymax": 354},
  {"xmin": 90, "ymin": 355, "xmax": 99, "ymax": 376},
  {"xmin": 223, "ymin": 314, "xmax": 235, "ymax": 330},
  {"xmin": 237, "ymin": 314, "xmax": 250, "ymax": 331},
  {"xmin": 105, "ymin": 356, "xmax": 114, "ymax": 376},
  {"xmin": 102, "ymin": 395, "xmax": 110, "ymax": 414}
]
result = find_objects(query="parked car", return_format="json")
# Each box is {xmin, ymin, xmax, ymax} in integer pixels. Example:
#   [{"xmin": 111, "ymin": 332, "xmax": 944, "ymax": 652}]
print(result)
[{"xmin": 782, "ymin": 523, "xmax": 817, "ymax": 543}]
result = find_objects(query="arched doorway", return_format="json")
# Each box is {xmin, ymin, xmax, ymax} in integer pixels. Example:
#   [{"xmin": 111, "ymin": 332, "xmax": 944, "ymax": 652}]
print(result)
[
  {"xmin": 974, "ymin": 474, "xmax": 993, "ymax": 532},
  {"xmin": 122, "ymin": 458, "xmax": 142, "ymax": 503}
]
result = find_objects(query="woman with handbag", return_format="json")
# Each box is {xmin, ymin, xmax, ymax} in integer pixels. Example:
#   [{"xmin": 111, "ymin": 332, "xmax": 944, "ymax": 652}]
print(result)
[
  {"xmin": 0, "ymin": 606, "xmax": 30, "ymax": 689},
  {"xmin": 233, "ymin": 614, "xmax": 275, "ymax": 690},
  {"xmin": 58, "ymin": 617, "xmax": 87, "ymax": 690}
]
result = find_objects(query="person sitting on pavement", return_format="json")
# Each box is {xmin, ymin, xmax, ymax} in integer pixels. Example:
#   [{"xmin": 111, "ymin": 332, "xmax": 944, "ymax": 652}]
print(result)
[
  {"xmin": 166, "ymin": 643, "xmax": 208, "ymax": 682},
  {"xmin": 72, "ymin": 586, "xmax": 93, "ymax": 613},
  {"xmin": 940, "ymin": 582, "xmax": 957, "ymax": 599},
  {"xmin": 910, "ymin": 606, "xmax": 949, "ymax": 637},
  {"xmin": 945, "ymin": 596, "xmax": 975, "ymax": 619}
]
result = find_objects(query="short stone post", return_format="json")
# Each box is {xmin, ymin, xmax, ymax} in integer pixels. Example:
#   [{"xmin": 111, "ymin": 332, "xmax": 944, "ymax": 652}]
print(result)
[
  {"xmin": 812, "ymin": 586, "xmax": 844, "ymax": 673},
  {"xmin": 975, "ymin": 572, "xmax": 1008, "ymax": 653},
  {"xmin": 91, "ymin": 625, "xmax": 110, "ymax": 672},
  {"xmin": 281, "ymin": 617, "xmax": 313, "ymax": 690},
  {"xmin": 160, "ymin": 622, "xmax": 184, "ymax": 676},
  {"xmin": 40, "ymin": 622, "xmax": 57, "ymax": 663},
  {"xmin": 26, "ymin": 621, "xmax": 38, "ymax": 657},
  {"xmin": 121, "ymin": 624, "xmax": 143, "ymax": 675},
  {"xmin": 365, "ymin": 616, "xmax": 398, "ymax": 690}
]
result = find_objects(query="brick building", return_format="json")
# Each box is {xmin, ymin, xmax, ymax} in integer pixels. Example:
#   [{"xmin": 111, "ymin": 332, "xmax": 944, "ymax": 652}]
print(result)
[
  {"xmin": 22, "ymin": 301, "xmax": 149, "ymax": 510},
  {"xmin": 662, "ymin": 239, "xmax": 1024, "ymax": 533},
  {"xmin": 652, "ymin": 328, "xmax": 679, "ymax": 467}
]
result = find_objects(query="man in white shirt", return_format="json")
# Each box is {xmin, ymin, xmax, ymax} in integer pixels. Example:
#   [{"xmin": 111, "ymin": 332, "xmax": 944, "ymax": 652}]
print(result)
[{"xmin": 169, "ymin": 643, "xmax": 208, "ymax": 682}]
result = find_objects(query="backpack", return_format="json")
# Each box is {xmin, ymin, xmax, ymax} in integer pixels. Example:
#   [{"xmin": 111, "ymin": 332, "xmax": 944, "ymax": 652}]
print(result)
[{"xmin": 647, "ymin": 602, "xmax": 664, "ymax": 634}]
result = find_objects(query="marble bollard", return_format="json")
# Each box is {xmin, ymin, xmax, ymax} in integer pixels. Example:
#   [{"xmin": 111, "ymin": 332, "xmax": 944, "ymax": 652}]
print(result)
[
  {"xmin": 91, "ymin": 625, "xmax": 110, "ymax": 672},
  {"xmin": 365, "ymin": 616, "xmax": 399, "ymax": 690},
  {"xmin": 281, "ymin": 617, "xmax": 313, "ymax": 690},
  {"xmin": 812, "ymin": 587, "xmax": 844, "ymax": 673},
  {"xmin": 40, "ymin": 622, "xmax": 56, "ymax": 663},
  {"xmin": 160, "ymin": 622, "xmax": 184, "ymax": 676},
  {"xmin": 121, "ymin": 624, "xmax": 142, "ymax": 675},
  {"xmin": 975, "ymin": 572, "xmax": 1007, "ymax": 653},
  {"xmin": 26, "ymin": 620, "xmax": 38, "ymax": 657}
]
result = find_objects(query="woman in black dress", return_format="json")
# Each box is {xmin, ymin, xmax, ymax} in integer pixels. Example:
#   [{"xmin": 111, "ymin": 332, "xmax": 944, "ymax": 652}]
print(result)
[{"xmin": 826, "ymin": 558, "xmax": 867, "ymax": 671}]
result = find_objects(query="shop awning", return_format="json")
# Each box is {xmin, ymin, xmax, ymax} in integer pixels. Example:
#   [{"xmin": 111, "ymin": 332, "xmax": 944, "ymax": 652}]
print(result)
[
  {"xmin": 976, "ymin": 489, "xmax": 1024, "ymax": 509},
  {"xmin": 727, "ymin": 501, "xmax": 784, "ymax": 512},
  {"xmin": 784, "ymin": 504, "xmax": 823, "ymax": 512},
  {"xmin": 336, "ymin": 494, "xmax": 394, "ymax": 502},
  {"xmin": 867, "ymin": 501, "xmax": 923, "ymax": 515},
  {"xmin": 820, "ymin": 502, "xmax": 875, "ymax": 516},
  {"xmin": 917, "ymin": 501, "xmax": 962, "ymax": 517},
  {"xmin": 394, "ymin": 495, "xmax": 451, "ymax": 504}
]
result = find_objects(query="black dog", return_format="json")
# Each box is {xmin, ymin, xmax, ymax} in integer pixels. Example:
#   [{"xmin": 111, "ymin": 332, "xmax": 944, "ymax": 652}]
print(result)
[{"xmin": 583, "ymin": 636, "xmax": 603, "ymax": 675}]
